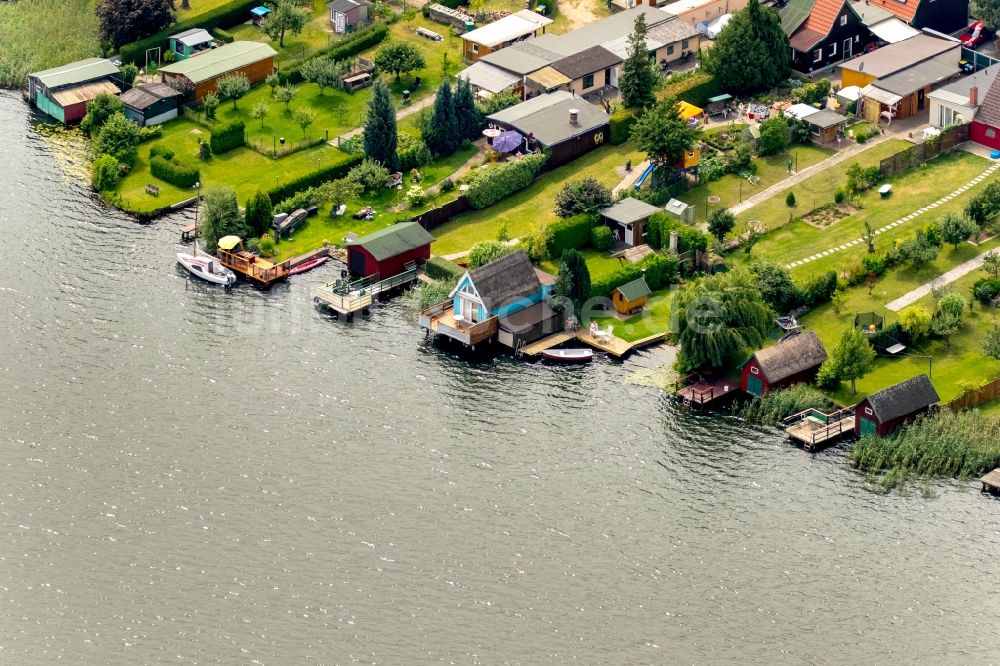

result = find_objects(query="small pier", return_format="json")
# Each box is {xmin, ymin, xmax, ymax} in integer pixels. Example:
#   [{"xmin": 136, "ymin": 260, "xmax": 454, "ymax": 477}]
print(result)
[
  {"xmin": 216, "ymin": 247, "xmax": 291, "ymax": 287},
  {"xmin": 674, "ymin": 375, "xmax": 741, "ymax": 407},
  {"xmin": 519, "ymin": 332, "xmax": 576, "ymax": 357},
  {"xmin": 783, "ymin": 407, "xmax": 854, "ymax": 452},
  {"xmin": 315, "ymin": 266, "xmax": 418, "ymax": 318},
  {"xmin": 981, "ymin": 468, "xmax": 1000, "ymax": 493},
  {"xmin": 180, "ymin": 223, "xmax": 196, "ymax": 242},
  {"xmin": 573, "ymin": 330, "xmax": 667, "ymax": 358}
]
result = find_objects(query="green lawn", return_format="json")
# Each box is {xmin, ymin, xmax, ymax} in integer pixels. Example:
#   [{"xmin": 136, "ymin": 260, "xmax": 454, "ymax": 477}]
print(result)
[
  {"xmin": 432, "ymin": 142, "xmax": 646, "ymax": 255},
  {"xmin": 228, "ymin": 0, "xmax": 342, "ymax": 69},
  {"xmin": 586, "ymin": 290, "xmax": 673, "ymax": 342},
  {"xmin": 176, "ymin": 0, "xmax": 236, "ymax": 20},
  {"xmin": 676, "ymin": 143, "xmax": 835, "ymax": 224},
  {"xmin": 730, "ymin": 150, "xmax": 992, "ymax": 280},
  {"xmin": 539, "ymin": 248, "xmax": 623, "ymax": 282}
]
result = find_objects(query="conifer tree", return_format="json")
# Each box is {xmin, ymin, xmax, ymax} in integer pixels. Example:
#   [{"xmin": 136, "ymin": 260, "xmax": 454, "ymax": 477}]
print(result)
[
  {"xmin": 363, "ymin": 79, "xmax": 399, "ymax": 171},
  {"xmin": 619, "ymin": 14, "xmax": 659, "ymax": 109},
  {"xmin": 423, "ymin": 79, "xmax": 458, "ymax": 157},
  {"xmin": 453, "ymin": 76, "xmax": 480, "ymax": 142}
]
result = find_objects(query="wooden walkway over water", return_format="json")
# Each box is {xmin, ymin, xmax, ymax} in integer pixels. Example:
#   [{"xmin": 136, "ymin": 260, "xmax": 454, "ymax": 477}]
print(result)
[
  {"xmin": 784, "ymin": 408, "xmax": 854, "ymax": 452},
  {"xmin": 981, "ymin": 468, "xmax": 1000, "ymax": 493},
  {"xmin": 519, "ymin": 330, "xmax": 667, "ymax": 359},
  {"xmin": 315, "ymin": 267, "xmax": 418, "ymax": 318},
  {"xmin": 674, "ymin": 376, "xmax": 741, "ymax": 407}
]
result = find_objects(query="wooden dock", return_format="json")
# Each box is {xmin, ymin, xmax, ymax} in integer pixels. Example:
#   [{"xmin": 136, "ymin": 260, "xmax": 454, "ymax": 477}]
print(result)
[
  {"xmin": 573, "ymin": 330, "xmax": 667, "ymax": 358},
  {"xmin": 315, "ymin": 267, "xmax": 418, "ymax": 318},
  {"xmin": 784, "ymin": 408, "xmax": 854, "ymax": 452},
  {"xmin": 216, "ymin": 247, "xmax": 291, "ymax": 287},
  {"xmin": 520, "ymin": 332, "xmax": 575, "ymax": 357},
  {"xmin": 674, "ymin": 376, "xmax": 741, "ymax": 407},
  {"xmin": 180, "ymin": 223, "xmax": 196, "ymax": 242},
  {"xmin": 981, "ymin": 468, "xmax": 1000, "ymax": 493}
]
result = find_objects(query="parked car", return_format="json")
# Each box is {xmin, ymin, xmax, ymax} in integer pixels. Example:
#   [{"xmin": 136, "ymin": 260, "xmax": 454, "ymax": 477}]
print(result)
[{"xmin": 960, "ymin": 20, "xmax": 993, "ymax": 49}]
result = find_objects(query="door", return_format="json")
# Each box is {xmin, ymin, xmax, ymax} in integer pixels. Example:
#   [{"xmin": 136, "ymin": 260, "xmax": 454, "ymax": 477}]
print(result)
[
  {"xmin": 859, "ymin": 417, "xmax": 877, "ymax": 435},
  {"xmin": 625, "ymin": 224, "xmax": 634, "ymax": 246},
  {"xmin": 842, "ymin": 38, "xmax": 852, "ymax": 60},
  {"xmin": 460, "ymin": 296, "xmax": 477, "ymax": 322},
  {"xmin": 746, "ymin": 375, "xmax": 763, "ymax": 397},
  {"xmin": 918, "ymin": 88, "xmax": 926, "ymax": 111}
]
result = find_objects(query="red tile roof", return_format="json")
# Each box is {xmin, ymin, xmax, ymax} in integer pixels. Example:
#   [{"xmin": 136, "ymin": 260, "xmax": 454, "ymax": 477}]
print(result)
[
  {"xmin": 790, "ymin": 0, "xmax": 854, "ymax": 50},
  {"xmin": 866, "ymin": 0, "xmax": 919, "ymax": 23}
]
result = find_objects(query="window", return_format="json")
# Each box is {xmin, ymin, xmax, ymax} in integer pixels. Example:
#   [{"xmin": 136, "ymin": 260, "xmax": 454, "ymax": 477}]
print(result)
[
  {"xmin": 865, "ymin": 407, "xmax": 873, "ymax": 416},
  {"xmin": 750, "ymin": 366, "xmax": 760, "ymax": 375},
  {"xmin": 814, "ymin": 48, "xmax": 823, "ymax": 62},
  {"xmin": 604, "ymin": 67, "xmax": 611, "ymax": 85},
  {"xmin": 840, "ymin": 14, "xmax": 847, "ymax": 26},
  {"xmin": 583, "ymin": 73, "xmax": 594, "ymax": 89},
  {"xmin": 987, "ymin": 128, "xmax": 997, "ymax": 139},
  {"xmin": 667, "ymin": 44, "xmax": 675, "ymax": 55},
  {"xmin": 829, "ymin": 42, "xmax": 837, "ymax": 57},
  {"xmin": 855, "ymin": 35, "xmax": 860, "ymax": 42},
  {"xmin": 471, "ymin": 43, "xmax": 478, "ymax": 54},
  {"xmin": 681, "ymin": 39, "xmax": 689, "ymax": 49}
]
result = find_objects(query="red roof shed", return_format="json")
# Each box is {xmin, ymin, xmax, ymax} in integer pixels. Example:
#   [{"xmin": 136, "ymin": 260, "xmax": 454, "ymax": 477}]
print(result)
[
  {"xmin": 740, "ymin": 331, "xmax": 828, "ymax": 397},
  {"xmin": 346, "ymin": 222, "xmax": 434, "ymax": 278}
]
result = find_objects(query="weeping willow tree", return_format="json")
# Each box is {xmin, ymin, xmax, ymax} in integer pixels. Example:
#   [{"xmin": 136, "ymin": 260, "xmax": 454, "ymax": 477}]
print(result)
[{"xmin": 671, "ymin": 269, "xmax": 774, "ymax": 371}]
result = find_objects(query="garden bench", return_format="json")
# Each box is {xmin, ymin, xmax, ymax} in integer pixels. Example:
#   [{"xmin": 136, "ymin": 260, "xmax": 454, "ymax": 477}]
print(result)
[
  {"xmin": 416, "ymin": 27, "xmax": 443, "ymax": 41},
  {"xmin": 146, "ymin": 183, "xmax": 160, "ymax": 196}
]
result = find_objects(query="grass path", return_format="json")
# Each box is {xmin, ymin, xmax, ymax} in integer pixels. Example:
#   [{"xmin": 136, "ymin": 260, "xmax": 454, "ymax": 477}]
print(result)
[{"xmin": 885, "ymin": 247, "xmax": 994, "ymax": 311}]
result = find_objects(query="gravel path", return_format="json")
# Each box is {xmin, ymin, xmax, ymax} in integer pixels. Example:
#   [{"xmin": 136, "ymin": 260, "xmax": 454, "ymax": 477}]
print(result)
[{"xmin": 886, "ymin": 249, "xmax": 994, "ymax": 311}]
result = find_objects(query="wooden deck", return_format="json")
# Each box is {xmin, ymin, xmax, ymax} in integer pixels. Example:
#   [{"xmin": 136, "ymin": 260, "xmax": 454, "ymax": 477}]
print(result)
[
  {"xmin": 674, "ymin": 377, "xmax": 741, "ymax": 406},
  {"xmin": 180, "ymin": 223, "xmax": 196, "ymax": 242},
  {"xmin": 785, "ymin": 413, "xmax": 854, "ymax": 452},
  {"xmin": 574, "ymin": 330, "xmax": 667, "ymax": 358},
  {"xmin": 217, "ymin": 248, "xmax": 290, "ymax": 287},
  {"xmin": 981, "ymin": 468, "xmax": 1000, "ymax": 493},
  {"xmin": 520, "ymin": 332, "xmax": 576, "ymax": 357},
  {"xmin": 315, "ymin": 268, "xmax": 418, "ymax": 317}
]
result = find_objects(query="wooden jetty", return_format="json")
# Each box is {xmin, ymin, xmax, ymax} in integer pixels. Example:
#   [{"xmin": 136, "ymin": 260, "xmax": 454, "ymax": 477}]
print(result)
[
  {"xmin": 519, "ymin": 332, "xmax": 576, "ymax": 357},
  {"xmin": 180, "ymin": 223, "xmax": 196, "ymax": 242},
  {"xmin": 981, "ymin": 468, "xmax": 1000, "ymax": 493},
  {"xmin": 314, "ymin": 266, "xmax": 418, "ymax": 318},
  {"xmin": 674, "ymin": 375, "xmax": 741, "ymax": 407},
  {"xmin": 216, "ymin": 237, "xmax": 291, "ymax": 288},
  {"xmin": 783, "ymin": 407, "xmax": 854, "ymax": 452},
  {"xmin": 573, "ymin": 330, "xmax": 667, "ymax": 358}
]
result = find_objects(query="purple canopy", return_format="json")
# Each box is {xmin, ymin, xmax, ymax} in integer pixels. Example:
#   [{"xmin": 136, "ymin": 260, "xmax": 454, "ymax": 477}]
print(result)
[{"xmin": 492, "ymin": 129, "xmax": 523, "ymax": 153}]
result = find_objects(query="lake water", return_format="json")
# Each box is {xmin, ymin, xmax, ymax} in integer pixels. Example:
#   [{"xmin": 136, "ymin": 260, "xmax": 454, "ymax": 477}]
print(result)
[{"xmin": 2, "ymin": 91, "xmax": 1000, "ymax": 664}]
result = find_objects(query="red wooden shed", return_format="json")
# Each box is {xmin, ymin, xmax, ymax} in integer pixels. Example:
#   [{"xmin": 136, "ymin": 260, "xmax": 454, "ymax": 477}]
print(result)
[
  {"xmin": 740, "ymin": 331, "xmax": 828, "ymax": 397},
  {"xmin": 854, "ymin": 374, "xmax": 939, "ymax": 437},
  {"xmin": 346, "ymin": 222, "xmax": 434, "ymax": 278}
]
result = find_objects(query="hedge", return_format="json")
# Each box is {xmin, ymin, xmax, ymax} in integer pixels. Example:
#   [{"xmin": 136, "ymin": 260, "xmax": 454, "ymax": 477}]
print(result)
[
  {"xmin": 212, "ymin": 28, "xmax": 235, "ymax": 44},
  {"xmin": 280, "ymin": 25, "xmax": 390, "ymax": 84},
  {"xmin": 464, "ymin": 153, "xmax": 547, "ymax": 209},
  {"xmin": 609, "ymin": 107, "xmax": 639, "ymax": 145},
  {"xmin": 210, "ymin": 120, "xmax": 246, "ymax": 154},
  {"xmin": 590, "ymin": 254, "xmax": 679, "ymax": 299},
  {"xmin": 547, "ymin": 214, "xmax": 595, "ymax": 258},
  {"xmin": 646, "ymin": 212, "xmax": 708, "ymax": 253},
  {"xmin": 265, "ymin": 153, "xmax": 364, "ymax": 203},
  {"xmin": 799, "ymin": 270, "xmax": 838, "ymax": 306},
  {"xmin": 591, "ymin": 225, "xmax": 613, "ymax": 251},
  {"xmin": 656, "ymin": 70, "xmax": 720, "ymax": 107},
  {"xmin": 425, "ymin": 256, "xmax": 465, "ymax": 281},
  {"xmin": 150, "ymin": 154, "xmax": 200, "ymax": 188},
  {"xmin": 118, "ymin": 0, "xmax": 259, "ymax": 65}
]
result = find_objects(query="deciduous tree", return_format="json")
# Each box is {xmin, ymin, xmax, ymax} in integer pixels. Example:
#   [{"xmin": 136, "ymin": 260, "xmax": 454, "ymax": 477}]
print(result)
[
  {"xmin": 274, "ymin": 85, "xmax": 297, "ymax": 110},
  {"xmin": 899, "ymin": 305, "xmax": 932, "ymax": 341},
  {"xmin": 373, "ymin": 41, "xmax": 425, "ymax": 82},
  {"xmin": 468, "ymin": 240, "xmax": 512, "ymax": 268},
  {"xmin": 554, "ymin": 178, "xmax": 613, "ymax": 218},
  {"xmin": 81, "ymin": 93, "xmax": 124, "ymax": 134},
  {"xmin": 200, "ymin": 185, "xmax": 248, "ymax": 252},
  {"xmin": 940, "ymin": 212, "xmax": 979, "ymax": 248},
  {"xmin": 701, "ymin": 0, "xmax": 790, "ymax": 95},
  {"xmin": 96, "ymin": 111, "xmax": 141, "ymax": 164},
  {"xmin": 363, "ymin": 79, "xmax": 399, "ymax": 170},
  {"xmin": 96, "ymin": 0, "xmax": 173, "ymax": 49},
  {"xmin": 932, "ymin": 292, "xmax": 967, "ymax": 348},
  {"xmin": 707, "ymin": 208, "xmax": 735, "ymax": 242},
  {"xmin": 260, "ymin": 0, "xmax": 308, "ymax": 48},
  {"xmin": 630, "ymin": 97, "xmax": 702, "ymax": 168},
  {"xmin": 250, "ymin": 101, "xmax": 268, "ymax": 128},
  {"xmin": 293, "ymin": 108, "xmax": 314, "ymax": 138},
  {"xmin": 825, "ymin": 327, "xmax": 876, "ymax": 395},
  {"xmin": 619, "ymin": 13, "xmax": 659, "ymax": 109},
  {"xmin": 216, "ymin": 72, "xmax": 250, "ymax": 109},
  {"xmin": 300, "ymin": 56, "xmax": 341, "ymax": 94}
]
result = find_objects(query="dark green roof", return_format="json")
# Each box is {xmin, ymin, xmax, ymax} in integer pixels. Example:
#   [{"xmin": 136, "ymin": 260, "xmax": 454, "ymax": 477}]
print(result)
[
  {"xmin": 348, "ymin": 222, "xmax": 433, "ymax": 261},
  {"xmin": 614, "ymin": 277, "xmax": 651, "ymax": 302},
  {"xmin": 780, "ymin": 0, "xmax": 817, "ymax": 35}
]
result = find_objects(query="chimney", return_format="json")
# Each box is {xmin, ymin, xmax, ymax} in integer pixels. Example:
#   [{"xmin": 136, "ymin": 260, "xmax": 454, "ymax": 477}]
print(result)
[
  {"xmin": 569, "ymin": 108, "xmax": 579, "ymax": 124},
  {"xmin": 971, "ymin": 86, "xmax": 979, "ymax": 106}
]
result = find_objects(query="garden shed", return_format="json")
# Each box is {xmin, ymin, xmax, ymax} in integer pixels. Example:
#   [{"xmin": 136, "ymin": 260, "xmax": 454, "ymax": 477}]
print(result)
[
  {"xmin": 599, "ymin": 197, "xmax": 661, "ymax": 247},
  {"xmin": 611, "ymin": 277, "xmax": 651, "ymax": 314},
  {"xmin": 804, "ymin": 109, "xmax": 849, "ymax": 142},
  {"xmin": 27, "ymin": 58, "xmax": 121, "ymax": 124},
  {"xmin": 854, "ymin": 374, "xmax": 939, "ymax": 436},
  {"xmin": 346, "ymin": 222, "xmax": 434, "ymax": 278},
  {"xmin": 159, "ymin": 41, "xmax": 277, "ymax": 101},
  {"xmin": 740, "ymin": 331, "xmax": 828, "ymax": 397},
  {"xmin": 168, "ymin": 28, "xmax": 215, "ymax": 60},
  {"xmin": 327, "ymin": 0, "xmax": 372, "ymax": 34},
  {"xmin": 120, "ymin": 82, "xmax": 182, "ymax": 126}
]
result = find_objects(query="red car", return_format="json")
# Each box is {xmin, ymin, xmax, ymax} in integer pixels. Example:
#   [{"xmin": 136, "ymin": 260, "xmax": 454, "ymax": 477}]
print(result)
[{"xmin": 960, "ymin": 20, "xmax": 993, "ymax": 49}]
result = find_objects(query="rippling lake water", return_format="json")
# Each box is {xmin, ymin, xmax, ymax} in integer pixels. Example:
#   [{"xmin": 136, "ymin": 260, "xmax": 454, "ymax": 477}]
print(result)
[{"xmin": 2, "ymin": 91, "xmax": 1000, "ymax": 664}]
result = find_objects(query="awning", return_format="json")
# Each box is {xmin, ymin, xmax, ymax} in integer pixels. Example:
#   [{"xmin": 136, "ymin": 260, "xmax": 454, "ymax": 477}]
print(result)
[
  {"xmin": 860, "ymin": 84, "xmax": 902, "ymax": 106},
  {"xmin": 868, "ymin": 17, "xmax": 920, "ymax": 44},
  {"xmin": 676, "ymin": 100, "xmax": 703, "ymax": 119},
  {"xmin": 493, "ymin": 129, "xmax": 524, "ymax": 153},
  {"xmin": 217, "ymin": 236, "xmax": 243, "ymax": 250},
  {"xmin": 251, "ymin": 6, "xmax": 271, "ymax": 17},
  {"xmin": 457, "ymin": 60, "xmax": 521, "ymax": 95},
  {"xmin": 784, "ymin": 102, "xmax": 820, "ymax": 120},
  {"xmin": 526, "ymin": 66, "xmax": 571, "ymax": 90}
]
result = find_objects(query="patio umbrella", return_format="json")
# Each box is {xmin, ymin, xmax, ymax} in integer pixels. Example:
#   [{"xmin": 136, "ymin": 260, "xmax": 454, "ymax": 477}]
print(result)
[{"xmin": 492, "ymin": 129, "xmax": 524, "ymax": 153}]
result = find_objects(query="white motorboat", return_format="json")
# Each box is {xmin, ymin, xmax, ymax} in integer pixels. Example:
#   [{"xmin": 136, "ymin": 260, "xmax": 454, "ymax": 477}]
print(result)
[{"xmin": 177, "ymin": 250, "xmax": 236, "ymax": 286}]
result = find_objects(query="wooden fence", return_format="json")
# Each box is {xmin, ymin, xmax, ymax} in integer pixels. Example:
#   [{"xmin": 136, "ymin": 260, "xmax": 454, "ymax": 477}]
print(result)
[
  {"xmin": 412, "ymin": 195, "xmax": 472, "ymax": 231},
  {"xmin": 945, "ymin": 375, "xmax": 1000, "ymax": 413},
  {"xmin": 878, "ymin": 123, "xmax": 970, "ymax": 178}
]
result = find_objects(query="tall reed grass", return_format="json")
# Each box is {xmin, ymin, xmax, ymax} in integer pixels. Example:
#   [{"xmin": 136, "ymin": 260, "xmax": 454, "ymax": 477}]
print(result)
[
  {"xmin": 851, "ymin": 410, "xmax": 1000, "ymax": 489},
  {"xmin": 739, "ymin": 384, "xmax": 838, "ymax": 426},
  {"xmin": 0, "ymin": 0, "xmax": 99, "ymax": 89}
]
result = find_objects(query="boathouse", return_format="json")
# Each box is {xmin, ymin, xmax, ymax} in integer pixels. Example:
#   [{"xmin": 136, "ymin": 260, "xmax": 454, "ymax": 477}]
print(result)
[
  {"xmin": 27, "ymin": 58, "xmax": 121, "ymax": 124},
  {"xmin": 854, "ymin": 374, "xmax": 939, "ymax": 436},
  {"xmin": 346, "ymin": 222, "xmax": 434, "ymax": 278},
  {"xmin": 740, "ymin": 331, "xmax": 828, "ymax": 397},
  {"xmin": 159, "ymin": 41, "xmax": 277, "ymax": 101}
]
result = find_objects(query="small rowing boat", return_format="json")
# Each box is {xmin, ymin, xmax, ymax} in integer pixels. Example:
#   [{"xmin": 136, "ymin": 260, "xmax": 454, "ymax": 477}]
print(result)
[
  {"xmin": 541, "ymin": 348, "xmax": 593, "ymax": 363},
  {"xmin": 290, "ymin": 255, "xmax": 329, "ymax": 275}
]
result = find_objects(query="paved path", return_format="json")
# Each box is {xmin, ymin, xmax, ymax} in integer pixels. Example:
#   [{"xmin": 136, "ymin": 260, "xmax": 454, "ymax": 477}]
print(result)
[
  {"xmin": 328, "ymin": 95, "xmax": 435, "ymax": 146},
  {"xmin": 729, "ymin": 133, "xmax": 892, "ymax": 216},
  {"xmin": 612, "ymin": 159, "xmax": 651, "ymax": 195},
  {"xmin": 886, "ymin": 249, "xmax": 995, "ymax": 311},
  {"xmin": 785, "ymin": 161, "xmax": 1000, "ymax": 270}
]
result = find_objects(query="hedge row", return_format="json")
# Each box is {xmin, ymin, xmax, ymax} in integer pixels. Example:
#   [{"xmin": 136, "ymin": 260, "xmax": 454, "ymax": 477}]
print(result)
[
  {"xmin": 150, "ymin": 150, "xmax": 200, "ymax": 188},
  {"xmin": 547, "ymin": 214, "xmax": 595, "ymax": 258},
  {"xmin": 464, "ymin": 153, "xmax": 547, "ymax": 209},
  {"xmin": 119, "ymin": 0, "xmax": 258, "ymax": 65},
  {"xmin": 265, "ymin": 153, "xmax": 365, "ymax": 204},
  {"xmin": 609, "ymin": 107, "xmax": 639, "ymax": 145},
  {"xmin": 212, "ymin": 28, "xmax": 235, "ymax": 44},
  {"xmin": 646, "ymin": 212, "xmax": 708, "ymax": 253},
  {"xmin": 424, "ymin": 256, "xmax": 465, "ymax": 281},
  {"xmin": 280, "ymin": 25, "xmax": 390, "ymax": 85},
  {"xmin": 590, "ymin": 254, "xmax": 679, "ymax": 299},
  {"xmin": 210, "ymin": 120, "xmax": 246, "ymax": 154},
  {"xmin": 656, "ymin": 70, "xmax": 720, "ymax": 107}
]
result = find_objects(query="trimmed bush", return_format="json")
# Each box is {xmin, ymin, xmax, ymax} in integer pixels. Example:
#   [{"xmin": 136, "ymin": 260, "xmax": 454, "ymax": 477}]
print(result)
[
  {"xmin": 547, "ymin": 214, "xmax": 595, "ymax": 258},
  {"xmin": 148, "ymin": 143, "xmax": 174, "ymax": 160},
  {"xmin": 280, "ymin": 25, "xmax": 389, "ymax": 84},
  {"xmin": 656, "ymin": 70, "xmax": 720, "ymax": 107},
  {"xmin": 212, "ymin": 27, "xmax": 235, "ymax": 43},
  {"xmin": 209, "ymin": 120, "xmax": 245, "ymax": 154},
  {"xmin": 646, "ymin": 212, "xmax": 708, "ymax": 253},
  {"xmin": 834, "ymin": 187, "xmax": 846, "ymax": 204},
  {"xmin": 266, "ymin": 153, "xmax": 364, "ymax": 203},
  {"xmin": 425, "ymin": 256, "xmax": 465, "ymax": 281},
  {"xmin": 786, "ymin": 191, "xmax": 796, "ymax": 207},
  {"xmin": 397, "ymin": 133, "xmax": 432, "ymax": 171},
  {"xmin": 150, "ymin": 154, "xmax": 200, "ymax": 188},
  {"xmin": 464, "ymin": 153, "xmax": 546, "ymax": 209},
  {"xmin": 609, "ymin": 107, "xmax": 638, "ymax": 145},
  {"xmin": 974, "ymin": 277, "xmax": 1000, "ymax": 305},
  {"xmin": 591, "ymin": 225, "xmax": 613, "ymax": 251},
  {"xmin": 119, "ymin": 0, "xmax": 260, "ymax": 65},
  {"xmin": 91, "ymin": 154, "xmax": 120, "ymax": 191},
  {"xmin": 799, "ymin": 270, "xmax": 838, "ymax": 306},
  {"xmin": 589, "ymin": 253, "xmax": 679, "ymax": 298}
]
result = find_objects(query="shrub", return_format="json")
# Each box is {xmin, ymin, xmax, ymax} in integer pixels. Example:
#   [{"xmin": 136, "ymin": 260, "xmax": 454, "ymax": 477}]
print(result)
[
  {"xmin": 91, "ymin": 154, "xmax": 120, "ymax": 191},
  {"xmin": 554, "ymin": 178, "xmax": 613, "ymax": 218},
  {"xmin": 119, "ymin": 0, "xmax": 262, "ymax": 64},
  {"xmin": 974, "ymin": 277, "xmax": 1000, "ymax": 304},
  {"xmin": 757, "ymin": 115, "xmax": 789, "ymax": 156},
  {"xmin": 655, "ymin": 69, "xmax": 720, "ymax": 107},
  {"xmin": 258, "ymin": 235, "xmax": 276, "ymax": 258},
  {"xmin": 699, "ymin": 154, "xmax": 726, "ymax": 182},
  {"xmin": 150, "ymin": 154, "xmax": 200, "ymax": 188},
  {"xmin": 424, "ymin": 256, "xmax": 464, "ymax": 281},
  {"xmin": 464, "ymin": 153, "xmax": 546, "ymax": 209},
  {"xmin": 547, "ymin": 214, "xmax": 596, "ymax": 258},
  {"xmin": 96, "ymin": 112, "xmax": 141, "ymax": 165},
  {"xmin": 406, "ymin": 185, "xmax": 426, "ymax": 207},
  {"xmin": 749, "ymin": 259, "xmax": 801, "ymax": 312},
  {"xmin": 397, "ymin": 133, "xmax": 432, "ymax": 171},
  {"xmin": 279, "ymin": 25, "xmax": 389, "ymax": 84},
  {"xmin": 739, "ymin": 384, "xmax": 837, "ymax": 425},
  {"xmin": 834, "ymin": 187, "xmax": 846, "ymax": 204},
  {"xmin": 266, "ymin": 153, "xmax": 364, "ymax": 203},
  {"xmin": 148, "ymin": 143, "xmax": 175, "ymax": 160},
  {"xmin": 855, "ymin": 131, "xmax": 867, "ymax": 144},
  {"xmin": 439, "ymin": 177, "xmax": 454, "ymax": 193},
  {"xmin": 589, "ymin": 253, "xmax": 678, "ymax": 298},
  {"xmin": 209, "ymin": 120, "xmax": 245, "ymax": 154},
  {"xmin": 966, "ymin": 180, "xmax": 1000, "ymax": 226},
  {"xmin": 212, "ymin": 27, "xmax": 235, "ymax": 43},
  {"xmin": 468, "ymin": 240, "xmax": 513, "ymax": 268},
  {"xmin": 799, "ymin": 270, "xmax": 838, "ymax": 306},
  {"xmin": 646, "ymin": 212, "xmax": 708, "ymax": 253},
  {"xmin": 846, "ymin": 162, "xmax": 881, "ymax": 194},
  {"xmin": 609, "ymin": 107, "xmax": 639, "ymax": 145},
  {"xmin": 138, "ymin": 125, "xmax": 162, "ymax": 142},
  {"xmin": 899, "ymin": 305, "xmax": 932, "ymax": 340},
  {"xmin": 349, "ymin": 158, "xmax": 391, "ymax": 190},
  {"xmin": 273, "ymin": 187, "xmax": 319, "ymax": 214},
  {"xmin": 785, "ymin": 191, "xmax": 796, "ymax": 207},
  {"xmin": 861, "ymin": 252, "xmax": 888, "ymax": 276},
  {"xmin": 474, "ymin": 90, "xmax": 520, "ymax": 118},
  {"xmin": 591, "ymin": 225, "xmax": 613, "ymax": 251}
]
